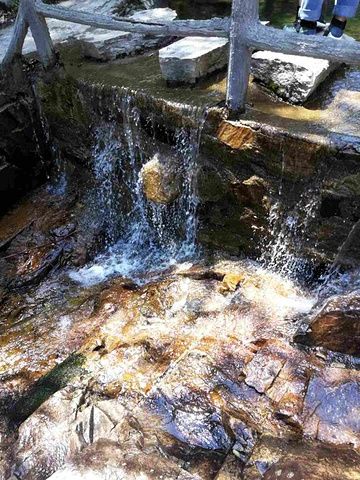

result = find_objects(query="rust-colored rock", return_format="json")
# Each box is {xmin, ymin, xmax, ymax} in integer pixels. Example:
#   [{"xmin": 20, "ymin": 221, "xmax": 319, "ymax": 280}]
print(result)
[
  {"xmin": 231, "ymin": 176, "xmax": 268, "ymax": 207},
  {"xmin": 141, "ymin": 153, "xmax": 181, "ymax": 204},
  {"xmin": 217, "ymin": 122, "xmax": 257, "ymax": 150},
  {"xmin": 295, "ymin": 292, "xmax": 360, "ymax": 356},
  {"xmin": 243, "ymin": 434, "xmax": 360, "ymax": 480}
]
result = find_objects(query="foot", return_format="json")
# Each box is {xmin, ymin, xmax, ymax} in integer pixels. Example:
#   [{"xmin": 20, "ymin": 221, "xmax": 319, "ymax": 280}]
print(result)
[
  {"xmin": 327, "ymin": 31, "xmax": 344, "ymax": 40},
  {"xmin": 324, "ymin": 16, "xmax": 347, "ymax": 38},
  {"xmin": 283, "ymin": 23, "xmax": 317, "ymax": 35},
  {"xmin": 326, "ymin": 31, "xmax": 355, "ymax": 41}
]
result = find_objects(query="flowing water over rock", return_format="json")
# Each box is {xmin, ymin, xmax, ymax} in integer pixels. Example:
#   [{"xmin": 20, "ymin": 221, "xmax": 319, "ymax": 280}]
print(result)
[
  {"xmin": 1, "ymin": 87, "xmax": 360, "ymax": 480},
  {"xmin": 69, "ymin": 94, "xmax": 205, "ymax": 286}
]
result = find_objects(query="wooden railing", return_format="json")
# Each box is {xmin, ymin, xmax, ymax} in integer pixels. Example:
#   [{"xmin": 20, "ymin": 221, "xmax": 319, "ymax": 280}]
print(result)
[{"xmin": 3, "ymin": 0, "xmax": 360, "ymax": 114}]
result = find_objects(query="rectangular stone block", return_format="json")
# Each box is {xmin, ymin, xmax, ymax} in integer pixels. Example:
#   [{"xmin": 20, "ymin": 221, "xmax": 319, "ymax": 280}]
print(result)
[{"xmin": 159, "ymin": 36, "xmax": 229, "ymax": 85}]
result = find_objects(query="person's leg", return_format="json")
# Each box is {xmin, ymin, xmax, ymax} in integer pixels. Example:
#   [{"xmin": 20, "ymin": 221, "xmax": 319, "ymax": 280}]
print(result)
[
  {"xmin": 299, "ymin": 0, "xmax": 324, "ymax": 21},
  {"xmin": 333, "ymin": 0, "xmax": 359, "ymax": 19},
  {"xmin": 325, "ymin": 0, "xmax": 359, "ymax": 37},
  {"xmin": 298, "ymin": 0, "xmax": 324, "ymax": 33},
  {"xmin": 283, "ymin": 0, "xmax": 324, "ymax": 34}
]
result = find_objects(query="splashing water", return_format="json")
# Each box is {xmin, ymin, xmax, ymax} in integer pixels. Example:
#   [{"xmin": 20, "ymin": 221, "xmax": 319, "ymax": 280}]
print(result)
[
  {"xmin": 70, "ymin": 93, "xmax": 206, "ymax": 286},
  {"xmin": 261, "ymin": 188, "xmax": 320, "ymax": 280}
]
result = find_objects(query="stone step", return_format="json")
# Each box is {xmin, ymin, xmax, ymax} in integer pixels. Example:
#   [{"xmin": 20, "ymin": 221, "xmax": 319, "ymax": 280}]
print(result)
[{"xmin": 159, "ymin": 36, "xmax": 229, "ymax": 85}]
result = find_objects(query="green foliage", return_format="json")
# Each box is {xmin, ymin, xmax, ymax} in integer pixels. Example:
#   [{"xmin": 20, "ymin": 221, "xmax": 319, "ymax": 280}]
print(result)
[{"xmin": 113, "ymin": 0, "xmax": 145, "ymax": 16}]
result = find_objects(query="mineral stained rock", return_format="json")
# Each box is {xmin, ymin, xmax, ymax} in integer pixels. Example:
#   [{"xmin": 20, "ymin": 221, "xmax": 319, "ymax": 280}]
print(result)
[
  {"xmin": 243, "ymin": 434, "xmax": 360, "ymax": 480},
  {"xmin": 295, "ymin": 291, "xmax": 360, "ymax": 356},
  {"xmin": 141, "ymin": 153, "xmax": 181, "ymax": 204}
]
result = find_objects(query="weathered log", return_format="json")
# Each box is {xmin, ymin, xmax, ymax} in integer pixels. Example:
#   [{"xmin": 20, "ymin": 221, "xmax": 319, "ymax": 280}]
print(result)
[
  {"xmin": 246, "ymin": 22, "xmax": 360, "ymax": 64},
  {"xmin": 226, "ymin": 0, "xmax": 258, "ymax": 114},
  {"xmin": 26, "ymin": 0, "xmax": 56, "ymax": 68},
  {"xmin": 35, "ymin": 1, "xmax": 230, "ymax": 38},
  {"xmin": 1, "ymin": 2, "xmax": 28, "ymax": 68}
]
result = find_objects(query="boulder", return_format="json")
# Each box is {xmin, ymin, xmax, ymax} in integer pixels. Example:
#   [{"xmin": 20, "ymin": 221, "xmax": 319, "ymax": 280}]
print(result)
[
  {"xmin": 295, "ymin": 291, "xmax": 360, "ymax": 356},
  {"xmin": 141, "ymin": 153, "xmax": 181, "ymax": 204},
  {"xmin": 159, "ymin": 36, "xmax": 229, "ymax": 85},
  {"xmin": 251, "ymin": 51, "xmax": 339, "ymax": 104}
]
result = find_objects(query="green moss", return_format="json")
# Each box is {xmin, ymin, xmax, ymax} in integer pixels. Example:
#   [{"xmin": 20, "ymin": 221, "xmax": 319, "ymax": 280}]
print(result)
[
  {"xmin": 10, "ymin": 353, "xmax": 86, "ymax": 424},
  {"xmin": 330, "ymin": 172, "xmax": 360, "ymax": 196},
  {"xmin": 37, "ymin": 75, "xmax": 90, "ymax": 126}
]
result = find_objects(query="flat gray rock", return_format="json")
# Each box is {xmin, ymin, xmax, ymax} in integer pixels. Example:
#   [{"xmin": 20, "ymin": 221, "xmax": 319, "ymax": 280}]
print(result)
[
  {"xmin": 251, "ymin": 50, "xmax": 339, "ymax": 104},
  {"xmin": 159, "ymin": 36, "xmax": 229, "ymax": 85}
]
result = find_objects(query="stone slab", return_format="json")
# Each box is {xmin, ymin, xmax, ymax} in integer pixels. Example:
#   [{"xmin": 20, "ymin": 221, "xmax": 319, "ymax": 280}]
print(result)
[
  {"xmin": 159, "ymin": 36, "xmax": 229, "ymax": 85},
  {"xmin": 251, "ymin": 50, "xmax": 339, "ymax": 104}
]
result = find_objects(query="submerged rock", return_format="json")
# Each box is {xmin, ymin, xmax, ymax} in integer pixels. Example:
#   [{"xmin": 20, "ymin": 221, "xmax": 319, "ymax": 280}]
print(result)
[
  {"xmin": 251, "ymin": 51, "xmax": 339, "ymax": 104},
  {"xmin": 141, "ymin": 153, "xmax": 181, "ymax": 204}
]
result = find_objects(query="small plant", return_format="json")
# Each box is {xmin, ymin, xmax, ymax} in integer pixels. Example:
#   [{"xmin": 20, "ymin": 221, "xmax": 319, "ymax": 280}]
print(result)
[
  {"xmin": 113, "ymin": 0, "xmax": 146, "ymax": 17},
  {"xmin": 0, "ymin": 0, "xmax": 19, "ymax": 14}
]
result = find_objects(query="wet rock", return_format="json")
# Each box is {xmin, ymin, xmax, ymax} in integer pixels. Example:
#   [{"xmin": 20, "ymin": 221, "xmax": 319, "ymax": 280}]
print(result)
[
  {"xmin": 231, "ymin": 176, "xmax": 268, "ymax": 207},
  {"xmin": 141, "ymin": 153, "xmax": 181, "ymax": 204},
  {"xmin": 11, "ymin": 385, "xmax": 84, "ymax": 480},
  {"xmin": 251, "ymin": 52, "xmax": 339, "ymax": 104},
  {"xmin": 244, "ymin": 341, "xmax": 286, "ymax": 394},
  {"xmin": 217, "ymin": 123, "xmax": 257, "ymax": 151},
  {"xmin": 295, "ymin": 291, "xmax": 360, "ymax": 356},
  {"xmin": 0, "ymin": 65, "xmax": 49, "ymax": 213},
  {"xmin": 219, "ymin": 272, "xmax": 244, "ymax": 294},
  {"xmin": 243, "ymin": 434, "xmax": 360, "ymax": 479},
  {"xmin": 10, "ymin": 383, "xmax": 128, "ymax": 480},
  {"xmin": 302, "ymin": 366, "xmax": 360, "ymax": 448},
  {"xmin": 159, "ymin": 37, "xmax": 229, "ymax": 85},
  {"xmin": 11, "ymin": 247, "xmax": 63, "ymax": 289},
  {"xmin": 48, "ymin": 414, "xmax": 201, "ymax": 480},
  {"xmin": 214, "ymin": 454, "xmax": 243, "ymax": 480}
]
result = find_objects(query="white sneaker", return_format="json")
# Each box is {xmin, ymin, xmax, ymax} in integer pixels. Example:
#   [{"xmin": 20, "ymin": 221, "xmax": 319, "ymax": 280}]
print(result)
[
  {"xmin": 327, "ymin": 31, "xmax": 355, "ymax": 41},
  {"xmin": 327, "ymin": 31, "xmax": 344, "ymax": 40}
]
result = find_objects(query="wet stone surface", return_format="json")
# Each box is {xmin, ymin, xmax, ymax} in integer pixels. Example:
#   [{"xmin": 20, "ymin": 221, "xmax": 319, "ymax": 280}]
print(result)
[
  {"xmin": 295, "ymin": 291, "xmax": 360, "ymax": 356},
  {"xmin": 1, "ymin": 246, "xmax": 360, "ymax": 478},
  {"xmin": 0, "ymin": 166, "xmax": 360, "ymax": 479}
]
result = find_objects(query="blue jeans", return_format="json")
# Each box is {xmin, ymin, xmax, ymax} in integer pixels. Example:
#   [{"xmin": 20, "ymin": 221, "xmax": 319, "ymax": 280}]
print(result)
[{"xmin": 300, "ymin": 0, "xmax": 359, "ymax": 20}]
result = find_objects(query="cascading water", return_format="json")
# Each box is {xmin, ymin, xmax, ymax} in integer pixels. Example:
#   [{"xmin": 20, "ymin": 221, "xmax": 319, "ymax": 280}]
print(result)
[
  {"xmin": 261, "ymin": 187, "xmax": 320, "ymax": 281},
  {"xmin": 70, "ymin": 92, "xmax": 206, "ymax": 285}
]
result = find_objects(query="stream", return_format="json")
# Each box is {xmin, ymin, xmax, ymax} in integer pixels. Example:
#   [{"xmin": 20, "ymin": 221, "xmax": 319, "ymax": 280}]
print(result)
[{"xmin": 0, "ymin": 87, "xmax": 360, "ymax": 479}]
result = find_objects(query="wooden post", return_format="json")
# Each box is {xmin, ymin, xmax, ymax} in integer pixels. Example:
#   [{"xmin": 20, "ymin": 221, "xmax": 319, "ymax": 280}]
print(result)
[
  {"xmin": 226, "ymin": 0, "xmax": 258, "ymax": 115},
  {"xmin": 1, "ymin": 2, "xmax": 28, "ymax": 68},
  {"xmin": 25, "ymin": 0, "xmax": 56, "ymax": 68}
]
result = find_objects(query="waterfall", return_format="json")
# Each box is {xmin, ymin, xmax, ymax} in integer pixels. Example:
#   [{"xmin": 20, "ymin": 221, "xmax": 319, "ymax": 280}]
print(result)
[
  {"xmin": 70, "ymin": 92, "xmax": 206, "ymax": 286},
  {"xmin": 261, "ymin": 188, "xmax": 320, "ymax": 281}
]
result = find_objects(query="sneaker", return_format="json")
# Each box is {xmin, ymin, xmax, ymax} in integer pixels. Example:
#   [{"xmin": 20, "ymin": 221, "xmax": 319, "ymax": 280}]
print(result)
[
  {"xmin": 283, "ymin": 23, "xmax": 300, "ymax": 34},
  {"xmin": 327, "ymin": 31, "xmax": 344, "ymax": 40},
  {"xmin": 299, "ymin": 26, "xmax": 317, "ymax": 35},
  {"xmin": 283, "ymin": 24, "xmax": 317, "ymax": 35},
  {"xmin": 327, "ymin": 31, "xmax": 355, "ymax": 41}
]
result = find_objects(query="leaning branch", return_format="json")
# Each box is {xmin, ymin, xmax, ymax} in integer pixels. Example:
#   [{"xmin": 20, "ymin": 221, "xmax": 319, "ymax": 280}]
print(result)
[
  {"xmin": 35, "ymin": 2, "xmax": 230, "ymax": 38},
  {"xmin": 246, "ymin": 22, "xmax": 360, "ymax": 65}
]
